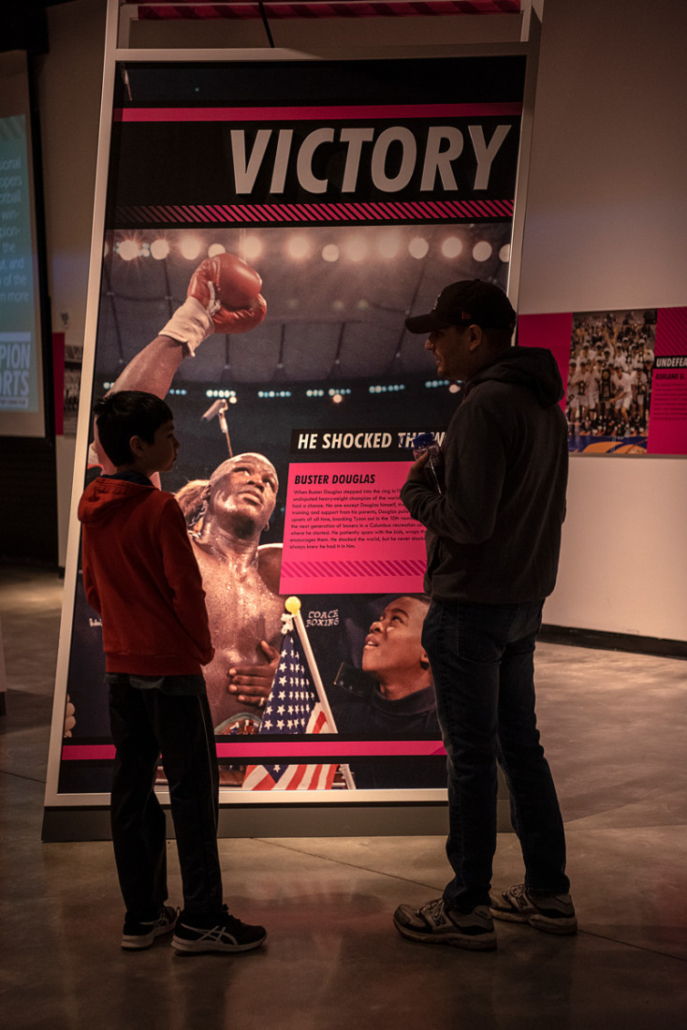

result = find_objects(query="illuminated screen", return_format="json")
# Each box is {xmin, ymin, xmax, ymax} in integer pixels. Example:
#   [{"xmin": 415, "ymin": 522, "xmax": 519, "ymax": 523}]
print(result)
[{"xmin": 0, "ymin": 52, "xmax": 45, "ymax": 437}]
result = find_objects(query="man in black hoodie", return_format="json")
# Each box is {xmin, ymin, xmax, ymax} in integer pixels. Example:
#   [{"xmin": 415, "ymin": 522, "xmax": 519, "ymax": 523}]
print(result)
[{"xmin": 392, "ymin": 280, "xmax": 576, "ymax": 951}]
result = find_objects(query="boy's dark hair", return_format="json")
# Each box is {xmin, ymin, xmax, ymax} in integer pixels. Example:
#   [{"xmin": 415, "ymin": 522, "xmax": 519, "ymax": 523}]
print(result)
[{"xmin": 94, "ymin": 391, "xmax": 173, "ymax": 467}]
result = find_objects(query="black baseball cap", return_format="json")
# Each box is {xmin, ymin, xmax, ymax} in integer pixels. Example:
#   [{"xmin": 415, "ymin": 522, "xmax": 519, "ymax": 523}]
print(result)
[{"xmin": 405, "ymin": 279, "xmax": 516, "ymax": 334}]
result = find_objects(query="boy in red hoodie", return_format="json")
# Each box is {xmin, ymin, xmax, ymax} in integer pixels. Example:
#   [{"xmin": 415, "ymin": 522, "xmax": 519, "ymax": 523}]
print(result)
[{"xmin": 79, "ymin": 390, "xmax": 266, "ymax": 954}]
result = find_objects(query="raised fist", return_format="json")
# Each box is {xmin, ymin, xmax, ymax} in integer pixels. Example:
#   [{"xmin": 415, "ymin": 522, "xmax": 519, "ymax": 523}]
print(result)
[
  {"xmin": 160, "ymin": 252, "xmax": 266, "ymax": 355},
  {"xmin": 213, "ymin": 292, "xmax": 267, "ymax": 335},
  {"xmin": 189, "ymin": 254, "xmax": 263, "ymax": 315}
]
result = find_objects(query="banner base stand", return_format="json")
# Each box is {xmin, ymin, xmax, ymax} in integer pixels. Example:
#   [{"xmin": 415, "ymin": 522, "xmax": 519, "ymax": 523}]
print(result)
[{"xmin": 42, "ymin": 799, "xmax": 512, "ymax": 842}]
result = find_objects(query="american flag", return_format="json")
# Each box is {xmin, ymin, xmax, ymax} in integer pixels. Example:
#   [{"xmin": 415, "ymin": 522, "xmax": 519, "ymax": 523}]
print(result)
[{"xmin": 241, "ymin": 629, "xmax": 338, "ymax": 791}]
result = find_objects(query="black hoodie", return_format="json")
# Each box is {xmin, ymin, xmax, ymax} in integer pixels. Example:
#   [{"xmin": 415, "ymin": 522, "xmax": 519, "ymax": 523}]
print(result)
[{"xmin": 401, "ymin": 346, "xmax": 568, "ymax": 604}]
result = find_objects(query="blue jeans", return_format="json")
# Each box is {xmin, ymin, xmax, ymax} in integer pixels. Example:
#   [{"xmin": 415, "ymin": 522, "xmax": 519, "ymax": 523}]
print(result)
[{"xmin": 422, "ymin": 599, "xmax": 569, "ymax": 913}]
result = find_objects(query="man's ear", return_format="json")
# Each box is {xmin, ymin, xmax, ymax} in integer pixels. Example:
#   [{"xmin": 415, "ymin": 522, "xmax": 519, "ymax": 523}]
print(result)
[{"xmin": 467, "ymin": 324, "xmax": 484, "ymax": 353}]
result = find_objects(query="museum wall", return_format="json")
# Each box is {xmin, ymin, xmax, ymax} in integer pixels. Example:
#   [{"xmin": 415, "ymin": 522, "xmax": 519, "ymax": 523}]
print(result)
[
  {"xmin": 519, "ymin": 0, "xmax": 687, "ymax": 641},
  {"xmin": 35, "ymin": 0, "xmax": 686, "ymax": 640}
]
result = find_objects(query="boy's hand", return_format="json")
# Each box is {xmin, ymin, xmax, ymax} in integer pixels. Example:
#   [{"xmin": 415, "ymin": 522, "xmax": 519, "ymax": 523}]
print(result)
[{"xmin": 227, "ymin": 641, "xmax": 279, "ymax": 708}]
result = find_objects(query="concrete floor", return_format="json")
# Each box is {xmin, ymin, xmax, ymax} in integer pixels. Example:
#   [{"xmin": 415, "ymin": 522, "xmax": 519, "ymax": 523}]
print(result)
[{"xmin": 1, "ymin": 565, "xmax": 686, "ymax": 1029}]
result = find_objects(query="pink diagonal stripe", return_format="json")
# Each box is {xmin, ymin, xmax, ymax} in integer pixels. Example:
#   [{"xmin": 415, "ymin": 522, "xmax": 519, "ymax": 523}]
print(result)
[
  {"xmin": 301, "ymin": 203, "xmax": 323, "ymax": 221},
  {"xmin": 117, "ymin": 199, "xmax": 513, "ymax": 225},
  {"xmin": 376, "ymin": 200, "xmax": 397, "ymax": 219},
  {"xmin": 199, "ymin": 205, "xmax": 221, "ymax": 222},
  {"xmin": 312, "ymin": 561, "xmax": 334, "ymax": 576},
  {"xmin": 396, "ymin": 202, "xmax": 418, "ymax": 219},
  {"xmin": 389, "ymin": 560, "xmax": 419, "ymax": 575},
  {"xmin": 476, "ymin": 199, "xmax": 496, "ymax": 216},
  {"xmin": 190, "ymin": 204, "xmax": 211, "ymax": 222}
]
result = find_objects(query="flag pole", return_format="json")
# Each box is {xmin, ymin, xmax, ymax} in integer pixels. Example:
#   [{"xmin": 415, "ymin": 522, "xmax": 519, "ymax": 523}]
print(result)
[{"xmin": 285, "ymin": 597, "xmax": 356, "ymax": 791}]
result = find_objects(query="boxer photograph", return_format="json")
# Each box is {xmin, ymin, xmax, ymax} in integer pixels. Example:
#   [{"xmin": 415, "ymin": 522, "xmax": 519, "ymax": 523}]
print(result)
[{"xmin": 63, "ymin": 222, "xmax": 512, "ymax": 793}]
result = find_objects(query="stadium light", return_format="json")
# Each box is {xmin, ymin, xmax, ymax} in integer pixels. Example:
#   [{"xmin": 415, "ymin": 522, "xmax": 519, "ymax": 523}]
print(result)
[
  {"xmin": 409, "ymin": 237, "xmax": 429, "ymax": 259},
  {"xmin": 287, "ymin": 235, "xmax": 311, "ymax": 260},
  {"xmin": 118, "ymin": 239, "xmax": 141, "ymax": 261},
  {"xmin": 243, "ymin": 235, "xmax": 263, "ymax": 262},
  {"xmin": 442, "ymin": 237, "xmax": 463, "ymax": 259},
  {"xmin": 180, "ymin": 236, "xmax": 202, "ymax": 260},
  {"xmin": 207, "ymin": 243, "xmax": 226, "ymax": 258},
  {"xmin": 322, "ymin": 244, "xmax": 340, "ymax": 263},
  {"xmin": 473, "ymin": 241, "xmax": 493, "ymax": 262},
  {"xmin": 345, "ymin": 236, "xmax": 368, "ymax": 262},
  {"xmin": 378, "ymin": 230, "xmax": 401, "ymax": 259},
  {"xmin": 151, "ymin": 238, "xmax": 170, "ymax": 260}
]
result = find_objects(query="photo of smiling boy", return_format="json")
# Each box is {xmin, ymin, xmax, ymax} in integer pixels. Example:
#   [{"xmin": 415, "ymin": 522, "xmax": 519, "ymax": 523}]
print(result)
[{"xmin": 331, "ymin": 595, "xmax": 443, "ymax": 789}]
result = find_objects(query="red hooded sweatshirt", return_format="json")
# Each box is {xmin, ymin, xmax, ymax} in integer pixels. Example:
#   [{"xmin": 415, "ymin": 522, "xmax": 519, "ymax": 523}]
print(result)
[{"xmin": 78, "ymin": 477, "xmax": 214, "ymax": 675}]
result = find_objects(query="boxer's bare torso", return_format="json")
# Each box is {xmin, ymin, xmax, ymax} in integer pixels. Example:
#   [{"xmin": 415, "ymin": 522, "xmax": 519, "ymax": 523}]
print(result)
[
  {"xmin": 190, "ymin": 539, "xmax": 284, "ymax": 730},
  {"xmin": 185, "ymin": 453, "xmax": 283, "ymax": 730}
]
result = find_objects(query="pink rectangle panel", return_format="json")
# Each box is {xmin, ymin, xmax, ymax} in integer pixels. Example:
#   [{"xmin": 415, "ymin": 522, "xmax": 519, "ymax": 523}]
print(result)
[
  {"xmin": 518, "ymin": 312, "xmax": 573, "ymax": 409},
  {"xmin": 61, "ymin": 741, "xmax": 446, "ymax": 761},
  {"xmin": 647, "ymin": 307, "xmax": 687, "ymax": 455},
  {"xmin": 280, "ymin": 461, "xmax": 426, "ymax": 594}
]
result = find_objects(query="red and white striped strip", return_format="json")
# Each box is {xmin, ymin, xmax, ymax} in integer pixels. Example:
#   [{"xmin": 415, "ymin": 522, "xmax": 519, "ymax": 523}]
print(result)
[
  {"xmin": 242, "ymin": 761, "xmax": 337, "ymax": 790},
  {"xmin": 116, "ymin": 198, "xmax": 513, "ymax": 225},
  {"xmin": 242, "ymin": 704, "xmax": 338, "ymax": 791}
]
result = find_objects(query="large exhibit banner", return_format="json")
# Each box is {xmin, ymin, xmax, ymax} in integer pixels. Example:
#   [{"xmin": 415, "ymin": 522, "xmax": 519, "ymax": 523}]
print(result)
[
  {"xmin": 519, "ymin": 306, "xmax": 687, "ymax": 456},
  {"xmin": 49, "ymin": 56, "xmax": 526, "ymax": 803}
]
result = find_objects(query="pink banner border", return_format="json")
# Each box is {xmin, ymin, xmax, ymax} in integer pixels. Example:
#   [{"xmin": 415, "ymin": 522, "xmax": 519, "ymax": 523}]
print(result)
[
  {"xmin": 114, "ymin": 103, "xmax": 522, "ymax": 123},
  {"xmin": 62, "ymin": 740, "xmax": 446, "ymax": 761}
]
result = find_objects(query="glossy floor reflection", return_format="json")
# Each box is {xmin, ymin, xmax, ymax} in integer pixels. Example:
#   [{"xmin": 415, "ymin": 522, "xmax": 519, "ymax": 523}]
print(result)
[{"xmin": 1, "ymin": 566, "xmax": 687, "ymax": 1029}]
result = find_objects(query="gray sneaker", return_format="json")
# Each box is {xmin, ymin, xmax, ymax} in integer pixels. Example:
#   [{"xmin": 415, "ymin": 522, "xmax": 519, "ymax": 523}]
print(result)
[
  {"xmin": 393, "ymin": 897, "xmax": 496, "ymax": 951},
  {"xmin": 490, "ymin": 883, "xmax": 577, "ymax": 935}
]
